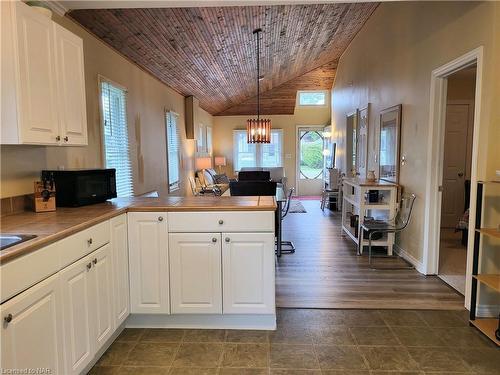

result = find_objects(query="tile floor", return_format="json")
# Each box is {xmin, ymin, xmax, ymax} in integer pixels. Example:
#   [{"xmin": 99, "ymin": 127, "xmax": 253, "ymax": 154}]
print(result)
[{"xmin": 89, "ymin": 309, "xmax": 499, "ymax": 374}]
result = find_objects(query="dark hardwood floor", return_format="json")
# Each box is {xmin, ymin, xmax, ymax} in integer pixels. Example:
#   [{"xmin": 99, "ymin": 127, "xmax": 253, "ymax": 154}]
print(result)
[{"xmin": 276, "ymin": 199, "xmax": 465, "ymax": 310}]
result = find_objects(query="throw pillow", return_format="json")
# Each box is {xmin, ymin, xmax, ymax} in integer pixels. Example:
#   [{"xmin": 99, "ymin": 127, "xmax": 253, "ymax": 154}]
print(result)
[{"xmin": 213, "ymin": 174, "xmax": 230, "ymax": 184}]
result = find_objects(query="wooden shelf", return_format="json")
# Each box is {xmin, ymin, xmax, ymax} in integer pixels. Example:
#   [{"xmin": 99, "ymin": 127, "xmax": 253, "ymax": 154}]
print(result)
[
  {"xmin": 470, "ymin": 318, "xmax": 500, "ymax": 346},
  {"xmin": 476, "ymin": 228, "xmax": 500, "ymax": 240},
  {"xmin": 342, "ymin": 224, "xmax": 358, "ymax": 244},
  {"xmin": 344, "ymin": 195, "xmax": 358, "ymax": 207},
  {"xmin": 473, "ymin": 274, "xmax": 500, "ymax": 292}
]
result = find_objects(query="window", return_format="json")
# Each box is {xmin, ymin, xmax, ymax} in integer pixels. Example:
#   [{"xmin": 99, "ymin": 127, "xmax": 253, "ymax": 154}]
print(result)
[
  {"xmin": 100, "ymin": 79, "xmax": 133, "ymax": 197},
  {"xmin": 233, "ymin": 129, "xmax": 283, "ymax": 171},
  {"xmin": 298, "ymin": 91, "xmax": 327, "ymax": 106},
  {"xmin": 165, "ymin": 111, "xmax": 180, "ymax": 192}
]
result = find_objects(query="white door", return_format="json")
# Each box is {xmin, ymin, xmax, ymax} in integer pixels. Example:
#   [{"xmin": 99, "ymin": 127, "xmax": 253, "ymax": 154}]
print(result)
[
  {"xmin": 169, "ymin": 233, "xmax": 222, "ymax": 314},
  {"xmin": 441, "ymin": 103, "xmax": 471, "ymax": 228},
  {"xmin": 54, "ymin": 23, "xmax": 87, "ymax": 146},
  {"xmin": 297, "ymin": 127, "xmax": 325, "ymax": 196},
  {"xmin": 222, "ymin": 232, "xmax": 275, "ymax": 314},
  {"xmin": 60, "ymin": 255, "xmax": 93, "ymax": 375},
  {"xmin": 89, "ymin": 244, "xmax": 114, "ymax": 351},
  {"xmin": 128, "ymin": 212, "xmax": 170, "ymax": 314},
  {"xmin": 110, "ymin": 214, "xmax": 129, "ymax": 327},
  {"xmin": 14, "ymin": 1, "xmax": 59, "ymax": 144},
  {"xmin": 1, "ymin": 273, "xmax": 64, "ymax": 374}
]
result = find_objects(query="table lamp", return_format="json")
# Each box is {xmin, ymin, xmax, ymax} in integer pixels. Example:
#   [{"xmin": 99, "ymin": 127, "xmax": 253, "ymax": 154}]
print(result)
[
  {"xmin": 214, "ymin": 156, "xmax": 226, "ymax": 174},
  {"xmin": 195, "ymin": 157, "xmax": 212, "ymax": 171}
]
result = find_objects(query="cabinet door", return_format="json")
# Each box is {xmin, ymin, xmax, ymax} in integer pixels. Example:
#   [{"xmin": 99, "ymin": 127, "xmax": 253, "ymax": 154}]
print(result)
[
  {"xmin": 13, "ymin": 1, "xmax": 59, "ymax": 144},
  {"xmin": 54, "ymin": 23, "xmax": 87, "ymax": 146},
  {"xmin": 1, "ymin": 273, "xmax": 64, "ymax": 374},
  {"xmin": 169, "ymin": 233, "xmax": 222, "ymax": 314},
  {"xmin": 128, "ymin": 212, "xmax": 169, "ymax": 314},
  {"xmin": 89, "ymin": 244, "xmax": 114, "ymax": 351},
  {"xmin": 222, "ymin": 233, "xmax": 275, "ymax": 314},
  {"xmin": 111, "ymin": 214, "xmax": 129, "ymax": 327},
  {"xmin": 60, "ymin": 255, "xmax": 93, "ymax": 375}
]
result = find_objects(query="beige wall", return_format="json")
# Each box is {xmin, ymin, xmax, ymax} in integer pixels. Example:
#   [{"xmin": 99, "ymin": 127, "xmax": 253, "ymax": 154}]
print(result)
[
  {"xmin": 331, "ymin": 1, "xmax": 499, "ymax": 265},
  {"xmin": 0, "ymin": 13, "xmax": 212, "ymax": 198},
  {"xmin": 213, "ymin": 104, "xmax": 330, "ymax": 191}
]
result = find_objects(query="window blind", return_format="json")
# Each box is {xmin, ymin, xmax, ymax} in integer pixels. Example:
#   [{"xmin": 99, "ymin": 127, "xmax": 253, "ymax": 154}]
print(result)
[
  {"xmin": 165, "ymin": 111, "xmax": 180, "ymax": 192},
  {"xmin": 100, "ymin": 80, "xmax": 133, "ymax": 197},
  {"xmin": 233, "ymin": 129, "xmax": 282, "ymax": 171}
]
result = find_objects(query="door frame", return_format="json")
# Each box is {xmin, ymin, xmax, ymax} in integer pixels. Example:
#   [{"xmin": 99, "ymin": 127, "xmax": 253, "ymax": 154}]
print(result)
[
  {"xmin": 422, "ymin": 47, "xmax": 483, "ymax": 310},
  {"xmin": 295, "ymin": 125, "xmax": 326, "ymax": 196}
]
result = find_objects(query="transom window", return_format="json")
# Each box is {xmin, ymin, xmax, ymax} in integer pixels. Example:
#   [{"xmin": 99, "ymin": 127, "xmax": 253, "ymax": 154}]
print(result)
[
  {"xmin": 298, "ymin": 91, "xmax": 327, "ymax": 106},
  {"xmin": 100, "ymin": 78, "xmax": 133, "ymax": 197},
  {"xmin": 233, "ymin": 129, "xmax": 283, "ymax": 171}
]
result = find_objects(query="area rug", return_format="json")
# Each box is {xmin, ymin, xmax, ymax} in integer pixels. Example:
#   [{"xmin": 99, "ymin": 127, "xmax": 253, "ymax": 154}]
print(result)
[{"xmin": 288, "ymin": 200, "xmax": 307, "ymax": 213}]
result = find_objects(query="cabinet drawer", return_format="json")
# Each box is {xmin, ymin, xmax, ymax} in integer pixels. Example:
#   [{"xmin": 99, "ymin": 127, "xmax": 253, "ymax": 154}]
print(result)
[
  {"xmin": 168, "ymin": 211, "xmax": 274, "ymax": 233},
  {"xmin": 1, "ymin": 241, "xmax": 61, "ymax": 303},
  {"xmin": 60, "ymin": 220, "xmax": 110, "ymax": 268}
]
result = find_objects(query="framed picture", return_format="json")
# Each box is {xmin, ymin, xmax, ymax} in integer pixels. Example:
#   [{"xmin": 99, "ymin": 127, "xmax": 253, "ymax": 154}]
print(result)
[{"xmin": 379, "ymin": 104, "xmax": 402, "ymax": 184}]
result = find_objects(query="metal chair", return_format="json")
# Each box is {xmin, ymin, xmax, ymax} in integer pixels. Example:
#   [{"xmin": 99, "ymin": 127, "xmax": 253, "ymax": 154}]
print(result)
[
  {"xmin": 361, "ymin": 193, "xmax": 416, "ymax": 270},
  {"xmin": 278, "ymin": 187, "xmax": 295, "ymax": 253}
]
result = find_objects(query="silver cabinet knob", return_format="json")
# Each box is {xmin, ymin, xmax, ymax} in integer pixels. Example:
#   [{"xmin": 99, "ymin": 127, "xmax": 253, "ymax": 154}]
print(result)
[
  {"xmin": 225, "ymin": 237, "xmax": 230, "ymax": 243},
  {"xmin": 87, "ymin": 238, "xmax": 93, "ymax": 245},
  {"xmin": 212, "ymin": 237, "xmax": 217, "ymax": 243},
  {"xmin": 56, "ymin": 136, "xmax": 61, "ymax": 141},
  {"xmin": 158, "ymin": 216, "xmax": 164, "ymax": 222},
  {"xmin": 93, "ymin": 258, "xmax": 97, "ymax": 265},
  {"xmin": 4, "ymin": 314, "xmax": 12, "ymax": 323},
  {"xmin": 86, "ymin": 262, "xmax": 92, "ymax": 270},
  {"xmin": 64, "ymin": 136, "xmax": 69, "ymax": 142},
  {"xmin": 218, "ymin": 219, "xmax": 224, "ymax": 225}
]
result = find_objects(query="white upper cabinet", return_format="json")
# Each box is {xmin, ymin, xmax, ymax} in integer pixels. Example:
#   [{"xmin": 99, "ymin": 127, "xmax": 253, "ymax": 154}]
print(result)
[
  {"xmin": 169, "ymin": 233, "xmax": 222, "ymax": 314},
  {"xmin": 128, "ymin": 212, "xmax": 170, "ymax": 314},
  {"xmin": 54, "ymin": 23, "xmax": 87, "ymax": 145},
  {"xmin": 222, "ymin": 232, "xmax": 275, "ymax": 314},
  {"xmin": 0, "ymin": 1, "xmax": 87, "ymax": 146},
  {"xmin": 0, "ymin": 273, "xmax": 64, "ymax": 374}
]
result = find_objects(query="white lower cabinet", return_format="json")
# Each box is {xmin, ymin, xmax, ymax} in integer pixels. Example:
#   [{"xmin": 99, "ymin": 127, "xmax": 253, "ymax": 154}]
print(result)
[
  {"xmin": 0, "ymin": 273, "xmax": 64, "ymax": 374},
  {"xmin": 60, "ymin": 244, "xmax": 114, "ymax": 375},
  {"xmin": 169, "ymin": 233, "xmax": 222, "ymax": 314},
  {"xmin": 60, "ymin": 253, "xmax": 94, "ymax": 375},
  {"xmin": 110, "ymin": 214, "xmax": 129, "ymax": 327},
  {"xmin": 128, "ymin": 212, "xmax": 169, "ymax": 314},
  {"xmin": 222, "ymin": 233, "xmax": 275, "ymax": 314}
]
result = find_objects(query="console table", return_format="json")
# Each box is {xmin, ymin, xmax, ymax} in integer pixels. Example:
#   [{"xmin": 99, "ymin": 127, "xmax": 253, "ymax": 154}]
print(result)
[{"xmin": 341, "ymin": 178, "xmax": 398, "ymax": 255}]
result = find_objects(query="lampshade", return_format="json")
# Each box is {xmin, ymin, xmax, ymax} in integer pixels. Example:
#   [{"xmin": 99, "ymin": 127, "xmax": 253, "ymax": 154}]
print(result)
[
  {"xmin": 195, "ymin": 157, "xmax": 212, "ymax": 170},
  {"xmin": 214, "ymin": 156, "xmax": 226, "ymax": 167}
]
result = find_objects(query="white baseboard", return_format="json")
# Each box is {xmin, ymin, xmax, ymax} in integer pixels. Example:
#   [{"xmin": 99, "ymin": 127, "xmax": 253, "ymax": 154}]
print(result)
[
  {"xmin": 394, "ymin": 244, "xmax": 426, "ymax": 274},
  {"xmin": 126, "ymin": 313, "xmax": 277, "ymax": 330},
  {"xmin": 476, "ymin": 304, "xmax": 500, "ymax": 318}
]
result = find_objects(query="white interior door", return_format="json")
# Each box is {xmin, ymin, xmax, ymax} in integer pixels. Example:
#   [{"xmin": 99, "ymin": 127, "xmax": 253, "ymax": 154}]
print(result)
[
  {"xmin": 441, "ymin": 103, "xmax": 471, "ymax": 228},
  {"xmin": 297, "ymin": 127, "xmax": 324, "ymax": 196}
]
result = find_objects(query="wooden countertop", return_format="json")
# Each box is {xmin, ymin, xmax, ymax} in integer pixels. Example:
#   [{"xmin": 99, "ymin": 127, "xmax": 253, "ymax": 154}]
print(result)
[{"xmin": 0, "ymin": 196, "xmax": 276, "ymax": 264}]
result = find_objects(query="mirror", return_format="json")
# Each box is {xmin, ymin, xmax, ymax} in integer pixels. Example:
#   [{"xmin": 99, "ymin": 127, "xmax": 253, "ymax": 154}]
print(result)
[
  {"xmin": 379, "ymin": 104, "xmax": 402, "ymax": 183},
  {"xmin": 346, "ymin": 111, "xmax": 358, "ymax": 177}
]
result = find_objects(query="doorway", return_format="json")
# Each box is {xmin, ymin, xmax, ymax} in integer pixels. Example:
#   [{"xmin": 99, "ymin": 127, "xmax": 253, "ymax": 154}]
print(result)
[
  {"xmin": 438, "ymin": 66, "xmax": 477, "ymax": 295},
  {"xmin": 296, "ymin": 126, "xmax": 324, "ymax": 196}
]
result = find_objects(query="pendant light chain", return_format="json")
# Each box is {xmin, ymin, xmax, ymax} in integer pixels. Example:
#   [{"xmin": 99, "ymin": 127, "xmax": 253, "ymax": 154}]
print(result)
[{"xmin": 247, "ymin": 28, "xmax": 271, "ymax": 144}]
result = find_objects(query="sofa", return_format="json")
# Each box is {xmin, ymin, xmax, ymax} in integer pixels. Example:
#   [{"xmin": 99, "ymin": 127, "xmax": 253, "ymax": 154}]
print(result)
[{"xmin": 240, "ymin": 167, "xmax": 287, "ymax": 191}]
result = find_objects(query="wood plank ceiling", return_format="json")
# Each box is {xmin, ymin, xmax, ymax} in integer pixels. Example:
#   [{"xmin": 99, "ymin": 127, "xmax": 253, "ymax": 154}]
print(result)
[{"xmin": 69, "ymin": 3, "xmax": 377, "ymax": 115}]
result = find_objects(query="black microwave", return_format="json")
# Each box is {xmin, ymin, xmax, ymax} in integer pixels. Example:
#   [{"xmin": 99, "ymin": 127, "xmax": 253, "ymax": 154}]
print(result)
[{"xmin": 41, "ymin": 169, "xmax": 117, "ymax": 207}]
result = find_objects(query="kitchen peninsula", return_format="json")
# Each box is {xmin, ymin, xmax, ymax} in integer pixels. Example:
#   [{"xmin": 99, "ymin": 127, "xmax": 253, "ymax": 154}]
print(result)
[{"xmin": 0, "ymin": 196, "xmax": 276, "ymax": 375}]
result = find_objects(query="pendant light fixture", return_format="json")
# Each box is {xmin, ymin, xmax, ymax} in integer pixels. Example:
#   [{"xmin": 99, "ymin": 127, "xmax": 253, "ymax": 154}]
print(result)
[{"xmin": 247, "ymin": 28, "xmax": 271, "ymax": 143}]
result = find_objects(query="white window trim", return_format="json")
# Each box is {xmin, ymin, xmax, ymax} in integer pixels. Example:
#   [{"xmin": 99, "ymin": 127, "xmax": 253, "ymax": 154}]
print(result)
[
  {"xmin": 297, "ymin": 90, "xmax": 328, "ymax": 107},
  {"xmin": 165, "ymin": 110, "xmax": 181, "ymax": 193},
  {"xmin": 98, "ymin": 75, "xmax": 134, "ymax": 198},
  {"xmin": 233, "ymin": 129, "xmax": 284, "ymax": 171}
]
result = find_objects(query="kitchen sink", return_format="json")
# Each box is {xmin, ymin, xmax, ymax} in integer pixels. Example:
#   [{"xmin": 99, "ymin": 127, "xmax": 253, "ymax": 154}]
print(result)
[{"xmin": 0, "ymin": 234, "xmax": 37, "ymax": 251}]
